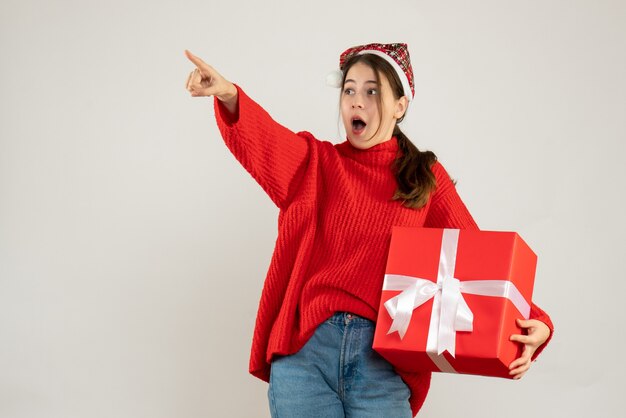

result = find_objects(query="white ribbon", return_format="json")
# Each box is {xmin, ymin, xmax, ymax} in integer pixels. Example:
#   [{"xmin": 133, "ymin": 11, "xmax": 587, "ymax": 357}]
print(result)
[{"xmin": 383, "ymin": 229, "xmax": 531, "ymax": 359}]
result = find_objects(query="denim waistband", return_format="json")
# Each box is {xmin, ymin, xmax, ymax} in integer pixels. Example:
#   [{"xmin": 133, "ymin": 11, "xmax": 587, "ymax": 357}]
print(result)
[{"xmin": 325, "ymin": 312, "xmax": 375, "ymax": 327}]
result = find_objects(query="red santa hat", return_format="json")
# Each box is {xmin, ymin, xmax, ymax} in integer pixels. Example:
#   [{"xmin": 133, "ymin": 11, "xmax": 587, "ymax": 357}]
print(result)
[{"xmin": 327, "ymin": 42, "xmax": 415, "ymax": 101}]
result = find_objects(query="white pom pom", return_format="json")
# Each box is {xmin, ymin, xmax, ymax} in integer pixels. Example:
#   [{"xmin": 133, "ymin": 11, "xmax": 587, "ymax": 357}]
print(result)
[{"xmin": 325, "ymin": 70, "xmax": 343, "ymax": 88}]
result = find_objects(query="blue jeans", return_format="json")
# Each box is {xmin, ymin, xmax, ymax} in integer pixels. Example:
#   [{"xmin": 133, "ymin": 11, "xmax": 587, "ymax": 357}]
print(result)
[{"xmin": 268, "ymin": 312, "xmax": 412, "ymax": 418}]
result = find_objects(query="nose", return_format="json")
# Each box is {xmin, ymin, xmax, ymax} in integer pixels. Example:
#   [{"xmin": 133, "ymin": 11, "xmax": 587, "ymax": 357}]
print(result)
[{"xmin": 351, "ymin": 95, "xmax": 364, "ymax": 109}]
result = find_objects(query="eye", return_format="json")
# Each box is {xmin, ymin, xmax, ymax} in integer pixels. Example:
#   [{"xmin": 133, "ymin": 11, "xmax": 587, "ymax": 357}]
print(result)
[
  {"xmin": 367, "ymin": 89, "xmax": 378, "ymax": 95},
  {"xmin": 343, "ymin": 88, "xmax": 354, "ymax": 95}
]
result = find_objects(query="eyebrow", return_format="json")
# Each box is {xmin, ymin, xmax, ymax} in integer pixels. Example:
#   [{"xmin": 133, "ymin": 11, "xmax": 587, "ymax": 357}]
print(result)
[{"xmin": 344, "ymin": 79, "xmax": 378, "ymax": 85}]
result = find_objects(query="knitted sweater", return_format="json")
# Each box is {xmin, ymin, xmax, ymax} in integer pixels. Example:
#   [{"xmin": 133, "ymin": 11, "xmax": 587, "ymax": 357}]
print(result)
[{"xmin": 213, "ymin": 85, "xmax": 554, "ymax": 416}]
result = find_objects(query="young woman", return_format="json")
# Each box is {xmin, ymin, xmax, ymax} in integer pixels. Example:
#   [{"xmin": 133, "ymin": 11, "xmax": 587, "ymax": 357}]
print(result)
[{"xmin": 185, "ymin": 43, "xmax": 553, "ymax": 417}]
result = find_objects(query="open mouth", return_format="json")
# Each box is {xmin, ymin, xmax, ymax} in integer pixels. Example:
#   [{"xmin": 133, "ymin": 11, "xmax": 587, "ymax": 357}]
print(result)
[{"xmin": 351, "ymin": 117, "xmax": 367, "ymax": 135}]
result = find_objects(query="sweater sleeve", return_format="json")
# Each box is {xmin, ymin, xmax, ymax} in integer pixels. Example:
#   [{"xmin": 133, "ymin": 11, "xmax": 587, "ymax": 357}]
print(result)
[
  {"xmin": 424, "ymin": 161, "xmax": 553, "ymax": 360},
  {"xmin": 213, "ymin": 85, "xmax": 311, "ymax": 209}
]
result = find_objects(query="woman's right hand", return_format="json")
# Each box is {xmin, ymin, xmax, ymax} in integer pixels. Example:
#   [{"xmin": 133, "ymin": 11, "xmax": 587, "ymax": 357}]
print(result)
[{"xmin": 184, "ymin": 50, "xmax": 238, "ymax": 109}]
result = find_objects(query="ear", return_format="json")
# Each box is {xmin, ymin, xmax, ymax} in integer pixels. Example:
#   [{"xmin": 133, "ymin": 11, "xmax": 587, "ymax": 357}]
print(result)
[{"xmin": 394, "ymin": 96, "xmax": 409, "ymax": 119}]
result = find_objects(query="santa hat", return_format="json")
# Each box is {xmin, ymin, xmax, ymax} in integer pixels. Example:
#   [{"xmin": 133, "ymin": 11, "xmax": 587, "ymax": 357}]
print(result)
[{"xmin": 326, "ymin": 42, "xmax": 415, "ymax": 101}]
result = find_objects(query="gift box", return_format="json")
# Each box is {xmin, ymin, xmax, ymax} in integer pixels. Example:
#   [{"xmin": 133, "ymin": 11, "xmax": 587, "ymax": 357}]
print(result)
[{"xmin": 373, "ymin": 227, "xmax": 536, "ymax": 378}]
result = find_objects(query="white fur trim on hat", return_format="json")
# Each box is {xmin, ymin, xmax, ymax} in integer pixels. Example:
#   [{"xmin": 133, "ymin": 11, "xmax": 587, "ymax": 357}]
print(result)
[{"xmin": 356, "ymin": 49, "xmax": 413, "ymax": 101}]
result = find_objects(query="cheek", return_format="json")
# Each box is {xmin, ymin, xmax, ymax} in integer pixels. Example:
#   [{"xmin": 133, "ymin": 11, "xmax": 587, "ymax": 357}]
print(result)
[
  {"xmin": 340, "ymin": 108, "xmax": 349, "ymax": 124},
  {"xmin": 378, "ymin": 104, "xmax": 394, "ymax": 123},
  {"xmin": 339, "ymin": 97, "xmax": 347, "ymax": 112},
  {"xmin": 340, "ymin": 101, "xmax": 352, "ymax": 120},
  {"xmin": 369, "ymin": 104, "xmax": 382, "ymax": 124}
]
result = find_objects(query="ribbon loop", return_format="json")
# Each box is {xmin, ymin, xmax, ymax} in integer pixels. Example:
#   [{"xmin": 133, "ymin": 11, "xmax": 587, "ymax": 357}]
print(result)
[{"xmin": 383, "ymin": 275, "xmax": 437, "ymax": 339}]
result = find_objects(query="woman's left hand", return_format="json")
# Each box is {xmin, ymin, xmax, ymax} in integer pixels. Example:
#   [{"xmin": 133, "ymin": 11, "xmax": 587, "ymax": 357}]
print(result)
[{"xmin": 508, "ymin": 318, "xmax": 551, "ymax": 380}]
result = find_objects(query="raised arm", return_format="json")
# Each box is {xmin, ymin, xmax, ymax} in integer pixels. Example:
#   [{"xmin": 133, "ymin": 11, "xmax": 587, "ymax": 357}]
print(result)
[{"xmin": 185, "ymin": 50, "xmax": 311, "ymax": 209}]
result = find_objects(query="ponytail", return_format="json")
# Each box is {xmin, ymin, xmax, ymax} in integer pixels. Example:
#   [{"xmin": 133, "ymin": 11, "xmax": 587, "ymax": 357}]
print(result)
[{"xmin": 391, "ymin": 126, "xmax": 437, "ymax": 209}]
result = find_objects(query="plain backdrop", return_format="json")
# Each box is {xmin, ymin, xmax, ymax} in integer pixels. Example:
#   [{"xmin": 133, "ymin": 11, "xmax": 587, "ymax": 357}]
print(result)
[{"xmin": 1, "ymin": 0, "xmax": 625, "ymax": 417}]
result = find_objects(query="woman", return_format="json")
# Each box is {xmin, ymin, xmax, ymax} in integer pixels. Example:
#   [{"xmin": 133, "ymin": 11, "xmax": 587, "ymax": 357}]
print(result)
[{"xmin": 185, "ymin": 42, "xmax": 553, "ymax": 417}]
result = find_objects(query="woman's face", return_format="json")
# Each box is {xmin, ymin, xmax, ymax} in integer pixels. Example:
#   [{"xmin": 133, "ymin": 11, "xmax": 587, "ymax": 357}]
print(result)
[{"xmin": 340, "ymin": 61, "xmax": 407, "ymax": 150}]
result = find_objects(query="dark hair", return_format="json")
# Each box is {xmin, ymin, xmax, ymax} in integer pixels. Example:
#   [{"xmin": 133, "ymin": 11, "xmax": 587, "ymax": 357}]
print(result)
[{"xmin": 341, "ymin": 54, "xmax": 437, "ymax": 209}]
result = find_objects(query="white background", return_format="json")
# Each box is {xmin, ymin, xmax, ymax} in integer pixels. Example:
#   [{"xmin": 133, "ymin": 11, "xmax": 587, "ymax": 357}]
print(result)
[{"xmin": 1, "ymin": 0, "xmax": 624, "ymax": 417}]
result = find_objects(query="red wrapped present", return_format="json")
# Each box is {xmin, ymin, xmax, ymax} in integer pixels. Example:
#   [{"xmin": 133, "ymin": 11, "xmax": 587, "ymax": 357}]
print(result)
[{"xmin": 373, "ymin": 227, "xmax": 536, "ymax": 378}]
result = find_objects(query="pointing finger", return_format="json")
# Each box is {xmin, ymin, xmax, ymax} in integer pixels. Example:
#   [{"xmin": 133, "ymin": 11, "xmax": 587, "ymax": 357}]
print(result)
[
  {"xmin": 184, "ymin": 49, "xmax": 199, "ymax": 63},
  {"xmin": 185, "ymin": 50, "xmax": 210, "ymax": 72}
]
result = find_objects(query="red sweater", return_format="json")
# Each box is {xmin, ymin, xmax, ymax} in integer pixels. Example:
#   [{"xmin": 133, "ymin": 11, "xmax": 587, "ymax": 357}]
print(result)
[{"xmin": 213, "ymin": 86, "xmax": 554, "ymax": 416}]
